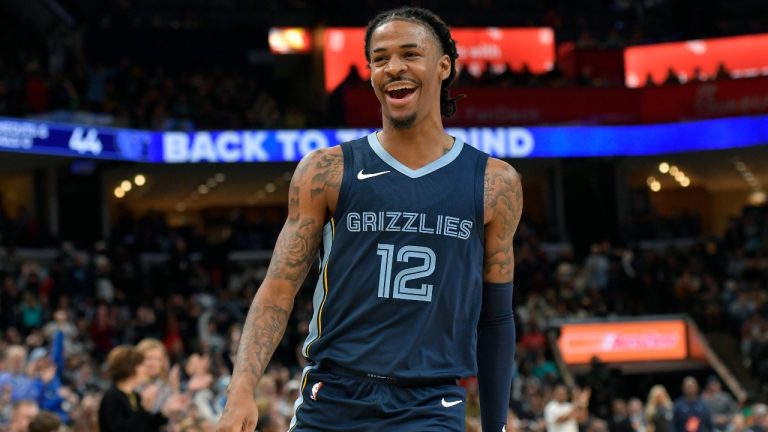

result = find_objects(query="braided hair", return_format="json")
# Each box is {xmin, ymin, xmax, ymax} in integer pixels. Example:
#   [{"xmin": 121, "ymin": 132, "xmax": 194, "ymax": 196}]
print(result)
[{"xmin": 364, "ymin": 7, "xmax": 460, "ymax": 118}]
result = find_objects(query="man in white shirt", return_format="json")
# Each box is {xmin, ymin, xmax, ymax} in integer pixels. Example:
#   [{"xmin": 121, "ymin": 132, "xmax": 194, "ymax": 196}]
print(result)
[{"xmin": 545, "ymin": 384, "xmax": 591, "ymax": 432}]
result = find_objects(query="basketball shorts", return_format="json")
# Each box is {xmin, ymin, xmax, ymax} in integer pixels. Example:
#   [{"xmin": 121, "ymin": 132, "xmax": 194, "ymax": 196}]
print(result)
[{"xmin": 288, "ymin": 363, "xmax": 467, "ymax": 431}]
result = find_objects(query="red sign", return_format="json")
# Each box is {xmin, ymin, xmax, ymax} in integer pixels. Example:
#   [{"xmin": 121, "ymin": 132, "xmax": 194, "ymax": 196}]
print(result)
[
  {"xmin": 625, "ymin": 33, "xmax": 768, "ymax": 88},
  {"xmin": 558, "ymin": 320, "xmax": 688, "ymax": 364},
  {"xmin": 343, "ymin": 76, "xmax": 768, "ymax": 126},
  {"xmin": 323, "ymin": 27, "xmax": 555, "ymax": 92}
]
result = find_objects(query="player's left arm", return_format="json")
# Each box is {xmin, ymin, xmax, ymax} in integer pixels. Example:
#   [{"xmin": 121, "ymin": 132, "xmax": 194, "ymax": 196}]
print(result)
[{"xmin": 478, "ymin": 157, "xmax": 523, "ymax": 432}]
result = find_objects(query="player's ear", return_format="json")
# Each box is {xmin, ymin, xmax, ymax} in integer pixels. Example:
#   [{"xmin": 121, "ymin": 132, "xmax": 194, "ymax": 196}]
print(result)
[{"xmin": 438, "ymin": 54, "xmax": 451, "ymax": 81}]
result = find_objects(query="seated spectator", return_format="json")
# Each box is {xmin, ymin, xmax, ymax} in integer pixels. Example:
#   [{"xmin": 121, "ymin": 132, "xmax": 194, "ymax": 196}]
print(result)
[
  {"xmin": 28, "ymin": 410, "xmax": 61, "ymax": 432},
  {"xmin": 545, "ymin": 384, "xmax": 591, "ymax": 432},
  {"xmin": 6, "ymin": 400, "xmax": 39, "ymax": 432}
]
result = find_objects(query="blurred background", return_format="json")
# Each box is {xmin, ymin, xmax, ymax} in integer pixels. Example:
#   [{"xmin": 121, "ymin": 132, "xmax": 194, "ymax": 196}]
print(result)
[{"xmin": 0, "ymin": 0, "xmax": 767, "ymax": 431}]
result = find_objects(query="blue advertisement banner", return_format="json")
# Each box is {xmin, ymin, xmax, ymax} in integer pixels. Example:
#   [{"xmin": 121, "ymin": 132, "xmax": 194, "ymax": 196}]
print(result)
[{"xmin": 0, "ymin": 115, "xmax": 766, "ymax": 163}]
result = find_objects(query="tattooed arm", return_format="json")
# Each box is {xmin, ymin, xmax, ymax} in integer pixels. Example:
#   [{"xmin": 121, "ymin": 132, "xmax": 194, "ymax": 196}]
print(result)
[
  {"xmin": 477, "ymin": 158, "xmax": 523, "ymax": 432},
  {"xmin": 217, "ymin": 146, "xmax": 343, "ymax": 432}
]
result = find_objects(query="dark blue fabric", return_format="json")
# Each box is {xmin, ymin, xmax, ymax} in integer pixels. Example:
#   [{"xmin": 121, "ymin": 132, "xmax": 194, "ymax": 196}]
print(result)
[
  {"xmin": 304, "ymin": 135, "xmax": 489, "ymax": 380},
  {"xmin": 477, "ymin": 281, "xmax": 515, "ymax": 432},
  {"xmin": 291, "ymin": 366, "xmax": 466, "ymax": 432},
  {"xmin": 673, "ymin": 397, "xmax": 712, "ymax": 432}
]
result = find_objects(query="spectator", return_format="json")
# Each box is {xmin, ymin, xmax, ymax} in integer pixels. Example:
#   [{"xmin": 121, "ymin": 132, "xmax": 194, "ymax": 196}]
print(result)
[
  {"xmin": 544, "ymin": 384, "xmax": 591, "ymax": 432},
  {"xmin": 0, "ymin": 345, "xmax": 41, "ymax": 403},
  {"xmin": 702, "ymin": 377, "xmax": 737, "ymax": 432},
  {"xmin": 629, "ymin": 398, "xmax": 648, "ymax": 432},
  {"xmin": 747, "ymin": 404, "xmax": 768, "ymax": 432},
  {"xmin": 6, "ymin": 400, "xmax": 39, "ymax": 432},
  {"xmin": 135, "ymin": 338, "xmax": 177, "ymax": 415},
  {"xmin": 610, "ymin": 399, "xmax": 633, "ymax": 432},
  {"xmin": 674, "ymin": 377, "xmax": 713, "ymax": 432},
  {"xmin": 97, "ymin": 345, "xmax": 186, "ymax": 432},
  {"xmin": 646, "ymin": 385, "xmax": 674, "ymax": 432},
  {"xmin": 28, "ymin": 410, "xmax": 61, "ymax": 432}
]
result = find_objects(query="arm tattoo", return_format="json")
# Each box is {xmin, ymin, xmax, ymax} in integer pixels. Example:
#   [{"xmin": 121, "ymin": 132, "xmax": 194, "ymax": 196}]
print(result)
[
  {"xmin": 232, "ymin": 148, "xmax": 343, "ymax": 394},
  {"xmin": 483, "ymin": 161, "xmax": 523, "ymax": 280},
  {"xmin": 232, "ymin": 303, "xmax": 290, "ymax": 398}
]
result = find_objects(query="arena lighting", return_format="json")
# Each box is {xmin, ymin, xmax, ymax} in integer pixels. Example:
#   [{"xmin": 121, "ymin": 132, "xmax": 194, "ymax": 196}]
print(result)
[
  {"xmin": 268, "ymin": 28, "xmax": 311, "ymax": 54},
  {"xmin": 206, "ymin": 178, "xmax": 217, "ymax": 188},
  {"xmin": 120, "ymin": 180, "xmax": 132, "ymax": 192},
  {"xmin": 669, "ymin": 165, "xmax": 679, "ymax": 176},
  {"xmin": 650, "ymin": 180, "xmax": 661, "ymax": 192},
  {"xmin": 750, "ymin": 191, "xmax": 767, "ymax": 205},
  {"xmin": 681, "ymin": 178, "xmax": 691, "ymax": 187},
  {"xmin": 197, "ymin": 185, "xmax": 209, "ymax": 194},
  {"xmin": 134, "ymin": 174, "xmax": 146, "ymax": 186},
  {"xmin": 658, "ymin": 162, "xmax": 670, "ymax": 173},
  {"xmin": 1, "ymin": 115, "xmax": 768, "ymax": 161},
  {"xmin": 214, "ymin": 173, "xmax": 226, "ymax": 182},
  {"xmin": 114, "ymin": 187, "xmax": 125, "ymax": 198},
  {"xmin": 265, "ymin": 182, "xmax": 276, "ymax": 193},
  {"xmin": 175, "ymin": 203, "xmax": 186, "ymax": 212},
  {"xmin": 646, "ymin": 176, "xmax": 657, "ymax": 186}
]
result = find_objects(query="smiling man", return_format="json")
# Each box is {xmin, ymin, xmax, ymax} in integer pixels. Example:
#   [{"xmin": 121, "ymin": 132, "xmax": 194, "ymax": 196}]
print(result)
[{"xmin": 217, "ymin": 7, "xmax": 522, "ymax": 432}]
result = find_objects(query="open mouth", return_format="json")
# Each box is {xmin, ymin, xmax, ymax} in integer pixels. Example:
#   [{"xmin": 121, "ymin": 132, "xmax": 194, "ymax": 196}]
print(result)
[{"xmin": 387, "ymin": 87, "xmax": 416, "ymax": 99}]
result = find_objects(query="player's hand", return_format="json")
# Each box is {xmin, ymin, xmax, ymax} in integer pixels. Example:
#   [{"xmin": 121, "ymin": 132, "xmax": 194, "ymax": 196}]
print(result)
[{"xmin": 216, "ymin": 391, "xmax": 259, "ymax": 432}]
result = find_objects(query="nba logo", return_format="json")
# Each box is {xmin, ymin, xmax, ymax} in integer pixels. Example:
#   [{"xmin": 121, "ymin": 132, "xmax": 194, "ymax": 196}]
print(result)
[{"xmin": 310, "ymin": 382, "xmax": 323, "ymax": 400}]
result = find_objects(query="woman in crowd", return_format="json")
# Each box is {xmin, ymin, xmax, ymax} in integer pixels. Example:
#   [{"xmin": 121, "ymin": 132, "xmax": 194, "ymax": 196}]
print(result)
[
  {"xmin": 646, "ymin": 385, "xmax": 674, "ymax": 432},
  {"xmin": 98, "ymin": 345, "xmax": 185, "ymax": 432},
  {"xmin": 136, "ymin": 338, "xmax": 178, "ymax": 414}
]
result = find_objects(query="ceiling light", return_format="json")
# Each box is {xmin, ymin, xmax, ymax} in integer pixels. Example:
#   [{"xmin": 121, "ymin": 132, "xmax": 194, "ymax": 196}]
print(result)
[
  {"xmin": 749, "ymin": 190, "xmax": 766, "ymax": 206},
  {"xmin": 647, "ymin": 176, "xmax": 657, "ymax": 187},
  {"xmin": 265, "ymin": 183, "xmax": 276, "ymax": 193},
  {"xmin": 680, "ymin": 177, "xmax": 691, "ymax": 187},
  {"xmin": 134, "ymin": 174, "xmax": 146, "ymax": 186},
  {"xmin": 669, "ymin": 165, "xmax": 679, "ymax": 176},
  {"xmin": 214, "ymin": 173, "xmax": 226, "ymax": 182},
  {"xmin": 121, "ymin": 180, "xmax": 132, "ymax": 192},
  {"xmin": 658, "ymin": 162, "xmax": 670, "ymax": 174},
  {"xmin": 734, "ymin": 161, "xmax": 747, "ymax": 172},
  {"xmin": 114, "ymin": 187, "xmax": 125, "ymax": 198},
  {"xmin": 206, "ymin": 178, "xmax": 217, "ymax": 188},
  {"xmin": 175, "ymin": 203, "xmax": 186, "ymax": 212},
  {"xmin": 674, "ymin": 171, "xmax": 686, "ymax": 182},
  {"xmin": 650, "ymin": 180, "xmax": 661, "ymax": 192},
  {"xmin": 198, "ymin": 185, "xmax": 209, "ymax": 194}
]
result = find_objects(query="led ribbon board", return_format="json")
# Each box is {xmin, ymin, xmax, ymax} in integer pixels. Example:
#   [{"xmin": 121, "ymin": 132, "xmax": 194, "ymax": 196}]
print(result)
[{"xmin": 0, "ymin": 114, "xmax": 766, "ymax": 162}]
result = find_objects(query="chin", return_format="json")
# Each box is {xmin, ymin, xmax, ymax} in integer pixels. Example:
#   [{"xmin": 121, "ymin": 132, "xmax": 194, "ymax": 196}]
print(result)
[{"xmin": 386, "ymin": 112, "xmax": 417, "ymax": 129}]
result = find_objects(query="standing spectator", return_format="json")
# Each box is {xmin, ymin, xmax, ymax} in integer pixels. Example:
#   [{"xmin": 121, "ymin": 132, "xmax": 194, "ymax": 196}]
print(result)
[
  {"xmin": 610, "ymin": 399, "xmax": 633, "ymax": 432},
  {"xmin": 646, "ymin": 385, "xmax": 674, "ymax": 432},
  {"xmin": 629, "ymin": 398, "xmax": 648, "ymax": 432},
  {"xmin": 701, "ymin": 377, "xmax": 737, "ymax": 432},
  {"xmin": 544, "ymin": 384, "xmax": 591, "ymax": 432},
  {"xmin": 674, "ymin": 377, "xmax": 713, "ymax": 432},
  {"xmin": 97, "ymin": 345, "xmax": 186, "ymax": 432}
]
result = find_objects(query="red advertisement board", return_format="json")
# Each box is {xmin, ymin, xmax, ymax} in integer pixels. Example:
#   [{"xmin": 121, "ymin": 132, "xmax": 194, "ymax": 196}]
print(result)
[
  {"xmin": 625, "ymin": 33, "xmax": 768, "ymax": 88},
  {"xmin": 343, "ymin": 76, "xmax": 768, "ymax": 126},
  {"xmin": 558, "ymin": 320, "xmax": 688, "ymax": 364},
  {"xmin": 323, "ymin": 27, "xmax": 555, "ymax": 92}
]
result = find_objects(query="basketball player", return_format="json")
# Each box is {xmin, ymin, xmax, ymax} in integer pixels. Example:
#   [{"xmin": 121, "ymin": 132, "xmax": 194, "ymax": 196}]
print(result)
[{"xmin": 217, "ymin": 7, "xmax": 522, "ymax": 432}]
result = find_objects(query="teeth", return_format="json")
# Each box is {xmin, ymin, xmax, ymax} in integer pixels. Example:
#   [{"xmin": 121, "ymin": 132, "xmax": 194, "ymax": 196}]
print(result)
[{"xmin": 387, "ymin": 85, "xmax": 416, "ymax": 92}]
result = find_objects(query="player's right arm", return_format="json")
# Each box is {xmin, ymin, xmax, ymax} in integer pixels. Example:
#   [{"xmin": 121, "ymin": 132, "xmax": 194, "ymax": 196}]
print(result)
[{"xmin": 216, "ymin": 146, "xmax": 343, "ymax": 432}]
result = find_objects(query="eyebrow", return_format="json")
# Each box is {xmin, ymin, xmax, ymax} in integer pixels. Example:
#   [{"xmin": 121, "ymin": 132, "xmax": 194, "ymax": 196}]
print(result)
[{"xmin": 372, "ymin": 43, "xmax": 420, "ymax": 53}]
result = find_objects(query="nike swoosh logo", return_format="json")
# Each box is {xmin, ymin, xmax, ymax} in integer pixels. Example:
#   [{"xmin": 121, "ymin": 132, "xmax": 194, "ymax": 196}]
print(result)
[
  {"xmin": 441, "ymin": 398, "xmax": 463, "ymax": 408},
  {"xmin": 357, "ymin": 169, "xmax": 391, "ymax": 180}
]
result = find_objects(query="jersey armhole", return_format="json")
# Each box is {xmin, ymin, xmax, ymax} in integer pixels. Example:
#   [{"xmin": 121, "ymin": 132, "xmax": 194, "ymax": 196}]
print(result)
[
  {"xmin": 331, "ymin": 141, "xmax": 354, "ymax": 223},
  {"xmin": 475, "ymin": 153, "xmax": 489, "ymax": 236}
]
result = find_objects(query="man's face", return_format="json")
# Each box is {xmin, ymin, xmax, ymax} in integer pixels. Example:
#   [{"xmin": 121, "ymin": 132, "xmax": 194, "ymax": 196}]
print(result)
[
  {"xmin": 683, "ymin": 378, "xmax": 699, "ymax": 398},
  {"xmin": 368, "ymin": 19, "xmax": 450, "ymax": 129}
]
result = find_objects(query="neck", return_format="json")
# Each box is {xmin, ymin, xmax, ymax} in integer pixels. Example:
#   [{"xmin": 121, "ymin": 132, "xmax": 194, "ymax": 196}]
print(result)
[
  {"xmin": 378, "ymin": 113, "xmax": 452, "ymax": 169},
  {"xmin": 117, "ymin": 379, "xmax": 136, "ymax": 394}
]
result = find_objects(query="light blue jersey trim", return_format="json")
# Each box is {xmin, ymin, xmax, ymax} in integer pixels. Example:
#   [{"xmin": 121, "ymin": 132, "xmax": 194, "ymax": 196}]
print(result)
[
  {"xmin": 288, "ymin": 363, "xmax": 320, "ymax": 431},
  {"xmin": 367, "ymin": 132, "xmax": 464, "ymax": 179},
  {"xmin": 302, "ymin": 221, "xmax": 333, "ymax": 356}
]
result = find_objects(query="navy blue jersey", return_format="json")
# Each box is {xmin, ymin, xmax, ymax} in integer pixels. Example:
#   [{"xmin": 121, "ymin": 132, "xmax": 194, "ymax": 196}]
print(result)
[{"xmin": 302, "ymin": 132, "xmax": 488, "ymax": 380}]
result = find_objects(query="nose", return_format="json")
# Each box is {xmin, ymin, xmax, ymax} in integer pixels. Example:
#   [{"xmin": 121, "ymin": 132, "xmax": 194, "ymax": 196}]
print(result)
[{"xmin": 384, "ymin": 54, "xmax": 406, "ymax": 77}]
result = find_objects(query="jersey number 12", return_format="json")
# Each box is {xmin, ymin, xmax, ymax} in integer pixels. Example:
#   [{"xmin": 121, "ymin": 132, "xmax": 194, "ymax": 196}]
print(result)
[{"xmin": 376, "ymin": 243, "xmax": 435, "ymax": 302}]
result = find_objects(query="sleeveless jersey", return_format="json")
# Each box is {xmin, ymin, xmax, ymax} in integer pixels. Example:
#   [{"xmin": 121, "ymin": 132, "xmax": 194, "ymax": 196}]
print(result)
[{"xmin": 301, "ymin": 132, "xmax": 488, "ymax": 380}]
